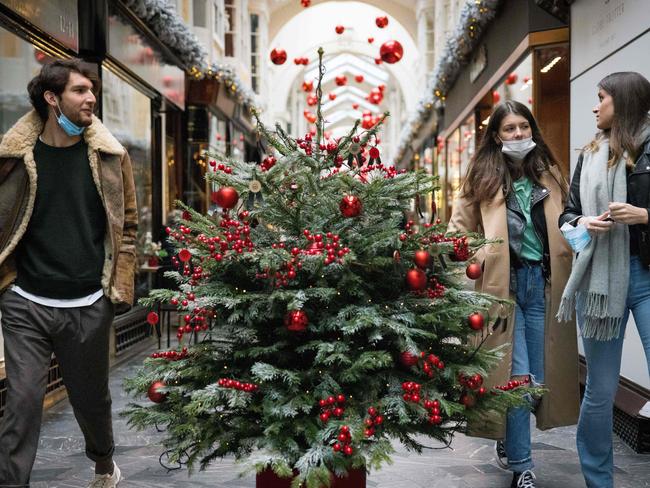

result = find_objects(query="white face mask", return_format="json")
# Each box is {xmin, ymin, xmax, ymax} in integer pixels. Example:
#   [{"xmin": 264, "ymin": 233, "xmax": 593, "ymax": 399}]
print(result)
[{"xmin": 500, "ymin": 136, "xmax": 536, "ymax": 160}]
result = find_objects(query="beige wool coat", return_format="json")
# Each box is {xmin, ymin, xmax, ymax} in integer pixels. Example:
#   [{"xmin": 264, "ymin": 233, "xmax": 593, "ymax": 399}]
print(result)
[{"xmin": 448, "ymin": 166, "xmax": 580, "ymax": 439}]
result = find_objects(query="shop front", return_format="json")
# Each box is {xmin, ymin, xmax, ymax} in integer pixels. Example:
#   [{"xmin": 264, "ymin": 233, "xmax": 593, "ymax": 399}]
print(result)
[{"xmin": 434, "ymin": 0, "xmax": 569, "ymax": 222}]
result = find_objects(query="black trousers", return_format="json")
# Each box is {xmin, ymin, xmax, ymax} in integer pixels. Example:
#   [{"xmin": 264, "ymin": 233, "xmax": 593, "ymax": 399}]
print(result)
[{"xmin": 0, "ymin": 290, "xmax": 115, "ymax": 487}]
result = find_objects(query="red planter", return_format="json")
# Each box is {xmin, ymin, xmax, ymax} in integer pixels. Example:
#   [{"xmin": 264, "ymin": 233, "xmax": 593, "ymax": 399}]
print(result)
[{"xmin": 256, "ymin": 467, "xmax": 366, "ymax": 488}]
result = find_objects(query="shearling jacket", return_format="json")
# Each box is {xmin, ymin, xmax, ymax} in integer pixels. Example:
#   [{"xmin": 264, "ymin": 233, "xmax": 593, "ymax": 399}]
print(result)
[{"xmin": 0, "ymin": 110, "xmax": 138, "ymax": 306}]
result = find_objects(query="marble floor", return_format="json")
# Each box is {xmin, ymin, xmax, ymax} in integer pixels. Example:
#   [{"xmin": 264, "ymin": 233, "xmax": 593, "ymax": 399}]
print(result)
[{"xmin": 28, "ymin": 348, "xmax": 650, "ymax": 488}]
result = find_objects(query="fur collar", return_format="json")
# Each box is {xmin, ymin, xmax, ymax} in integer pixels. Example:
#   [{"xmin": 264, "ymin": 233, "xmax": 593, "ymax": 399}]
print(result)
[{"xmin": 0, "ymin": 110, "xmax": 125, "ymax": 158}]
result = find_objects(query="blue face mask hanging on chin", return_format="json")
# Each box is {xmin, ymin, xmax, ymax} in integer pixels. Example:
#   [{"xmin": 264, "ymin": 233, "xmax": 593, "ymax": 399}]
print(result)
[{"xmin": 54, "ymin": 99, "xmax": 86, "ymax": 136}]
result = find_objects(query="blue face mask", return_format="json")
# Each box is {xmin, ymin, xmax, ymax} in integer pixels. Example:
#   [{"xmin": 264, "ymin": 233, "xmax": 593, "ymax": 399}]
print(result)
[{"xmin": 55, "ymin": 100, "xmax": 86, "ymax": 136}]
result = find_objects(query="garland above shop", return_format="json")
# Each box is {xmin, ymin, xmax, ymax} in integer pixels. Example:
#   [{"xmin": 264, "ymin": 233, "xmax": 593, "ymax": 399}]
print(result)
[
  {"xmin": 122, "ymin": 0, "xmax": 260, "ymax": 111},
  {"xmin": 394, "ymin": 0, "xmax": 502, "ymax": 163}
]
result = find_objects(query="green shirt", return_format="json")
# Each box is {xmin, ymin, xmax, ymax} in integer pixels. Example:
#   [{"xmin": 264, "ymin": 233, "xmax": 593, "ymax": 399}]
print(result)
[{"xmin": 512, "ymin": 177, "xmax": 543, "ymax": 261}]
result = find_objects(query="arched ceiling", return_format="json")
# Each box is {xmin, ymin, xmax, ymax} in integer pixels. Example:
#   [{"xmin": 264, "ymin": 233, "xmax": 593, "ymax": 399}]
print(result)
[
  {"xmin": 265, "ymin": 1, "xmax": 420, "ymax": 138},
  {"xmin": 268, "ymin": 0, "xmax": 418, "ymax": 42}
]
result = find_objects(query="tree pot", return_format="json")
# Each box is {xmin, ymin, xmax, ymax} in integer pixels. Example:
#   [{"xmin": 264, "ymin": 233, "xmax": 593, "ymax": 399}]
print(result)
[{"xmin": 256, "ymin": 467, "xmax": 366, "ymax": 488}]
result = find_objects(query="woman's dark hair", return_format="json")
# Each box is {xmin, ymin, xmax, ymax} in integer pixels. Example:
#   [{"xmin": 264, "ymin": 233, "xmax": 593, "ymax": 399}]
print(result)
[
  {"xmin": 27, "ymin": 59, "xmax": 101, "ymax": 121},
  {"xmin": 593, "ymin": 72, "xmax": 650, "ymax": 167},
  {"xmin": 460, "ymin": 100, "xmax": 565, "ymax": 204}
]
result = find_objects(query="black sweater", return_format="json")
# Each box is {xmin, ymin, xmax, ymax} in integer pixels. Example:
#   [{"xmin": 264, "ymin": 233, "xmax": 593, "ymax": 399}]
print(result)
[{"xmin": 16, "ymin": 139, "xmax": 106, "ymax": 298}]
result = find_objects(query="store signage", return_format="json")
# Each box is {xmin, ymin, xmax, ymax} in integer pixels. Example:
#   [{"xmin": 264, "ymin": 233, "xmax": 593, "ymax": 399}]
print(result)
[
  {"xmin": 469, "ymin": 44, "xmax": 487, "ymax": 83},
  {"xmin": 107, "ymin": 8, "xmax": 185, "ymax": 110},
  {"xmin": 0, "ymin": 0, "xmax": 78, "ymax": 52},
  {"xmin": 571, "ymin": 0, "xmax": 648, "ymax": 77}
]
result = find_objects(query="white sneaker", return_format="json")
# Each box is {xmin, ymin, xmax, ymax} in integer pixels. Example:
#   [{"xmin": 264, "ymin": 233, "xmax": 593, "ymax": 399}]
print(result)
[
  {"xmin": 495, "ymin": 440, "xmax": 509, "ymax": 470},
  {"xmin": 87, "ymin": 462, "xmax": 122, "ymax": 488}
]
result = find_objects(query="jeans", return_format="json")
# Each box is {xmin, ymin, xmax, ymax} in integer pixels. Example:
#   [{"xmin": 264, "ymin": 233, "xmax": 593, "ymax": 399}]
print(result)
[
  {"xmin": 505, "ymin": 263, "xmax": 546, "ymax": 473},
  {"xmin": 577, "ymin": 256, "xmax": 650, "ymax": 488}
]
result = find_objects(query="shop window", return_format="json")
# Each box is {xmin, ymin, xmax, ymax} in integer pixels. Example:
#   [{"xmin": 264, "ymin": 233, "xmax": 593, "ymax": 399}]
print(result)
[
  {"xmin": 214, "ymin": 0, "xmax": 225, "ymax": 42},
  {"xmin": 459, "ymin": 115, "xmax": 476, "ymax": 180},
  {"xmin": 445, "ymin": 129, "xmax": 462, "ymax": 222},
  {"xmin": 250, "ymin": 13, "xmax": 260, "ymax": 93},
  {"xmin": 224, "ymin": 0, "xmax": 236, "ymax": 57},
  {"xmin": 0, "ymin": 29, "xmax": 44, "ymax": 137},
  {"xmin": 435, "ymin": 136, "xmax": 447, "ymax": 222},
  {"xmin": 193, "ymin": 0, "xmax": 207, "ymax": 28},
  {"xmin": 425, "ymin": 11, "xmax": 435, "ymax": 72},
  {"xmin": 211, "ymin": 114, "xmax": 228, "ymax": 155},
  {"xmin": 101, "ymin": 66, "xmax": 153, "ymax": 300}
]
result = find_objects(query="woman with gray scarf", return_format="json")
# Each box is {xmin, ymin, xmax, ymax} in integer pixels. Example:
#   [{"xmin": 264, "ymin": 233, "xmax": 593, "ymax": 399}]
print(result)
[{"xmin": 558, "ymin": 71, "xmax": 650, "ymax": 488}]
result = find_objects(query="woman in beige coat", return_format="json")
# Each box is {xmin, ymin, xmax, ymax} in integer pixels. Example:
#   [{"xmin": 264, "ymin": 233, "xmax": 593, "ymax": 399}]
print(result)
[{"xmin": 448, "ymin": 101, "xmax": 579, "ymax": 488}]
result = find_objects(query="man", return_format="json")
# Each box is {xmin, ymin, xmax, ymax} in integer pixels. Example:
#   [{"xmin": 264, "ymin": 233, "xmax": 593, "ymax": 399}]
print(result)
[{"xmin": 0, "ymin": 59, "xmax": 137, "ymax": 487}]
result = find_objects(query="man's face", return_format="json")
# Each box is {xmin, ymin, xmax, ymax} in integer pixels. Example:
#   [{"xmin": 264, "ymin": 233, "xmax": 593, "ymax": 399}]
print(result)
[{"xmin": 48, "ymin": 71, "xmax": 96, "ymax": 127}]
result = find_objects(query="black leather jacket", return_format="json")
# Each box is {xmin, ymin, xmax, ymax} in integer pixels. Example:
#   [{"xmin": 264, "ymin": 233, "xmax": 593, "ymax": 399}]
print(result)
[
  {"xmin": 559, "ymin": 137, "xmax": 650, "ymax": 266},
  {"xmin": 506, "ymin": 182, "xmax": 551, "ymax": 289}
]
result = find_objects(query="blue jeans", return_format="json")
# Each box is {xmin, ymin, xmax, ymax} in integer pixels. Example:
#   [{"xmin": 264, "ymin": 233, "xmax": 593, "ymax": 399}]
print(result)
[
  {"xmin": 577, "ymin": 256, "xmax": 650, "ymax": 488},
  {"xmin": 505, "ymin": 264, "xmax": 546, "ymax": 473}
]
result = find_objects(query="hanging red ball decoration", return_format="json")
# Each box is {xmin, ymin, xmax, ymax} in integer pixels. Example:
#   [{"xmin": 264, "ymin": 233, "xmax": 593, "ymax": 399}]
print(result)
[
  {"xmin": 506, "ymin": 72, "xmax": 518, "ymax": 85},
  {"xmin": 301, "ymin": 0, "xmax": 311, "ymax": 6},
  {"xmin": 284, "ymin": 310, "xmax": 309, "ymax": 332},
  {"xmin": 468, "ymin": 312, "xmax": 485, "ymax": 330},
  {"xmin": 335, "ymin": 75, "xmax": 347, "ymax": 86},
  {"xmin": 369, "ymin": 147, "xmax": 380, "ymax": 159},
  {"xmin": 339, "ymin": 195, "xmax": 363, "ymax": 218},
  {"xmin": 492, "ymin": 90, "xmax": 501, "ymax": 104},
  {"xmin": 303, "ymin": 110, "xmax": 317, "ymax": 124},
  {"xmin": 146, "ymin": 311, "xmax": 159, "ymax": 325},
  {"xmin": 178, "ymin": 249, "xmax": 192, "ymax": 262},
  {"xmin": 335, "ymin": 25, "xmax": 345, "ymax": 35},
  {"xmin": 212, "ymin": 186, "xmax": 239, "ymax": 209},
  {"xmin": 374, "ymin": 57, "xmax": 383, "ymax": 65},
  {"xmin": 355, "ymin": 74, "xmax": 364, "ymax": 83},
  {"xmin": 306, "ymin": 93, "xmax": 317, "ymax": 106},
  {"xmin": 466, "ymin": 262, "xmax": 482, "ymax": 280},
  {"xmin": 302, "ymin": 80, "xmax": 314, "ymax": 92},
  {"xmin": 367, "ymin": 37, "xmax": 374, "ymax": 44},
  {"xmin": 375, "ymin": 16, "xmax": 389, "ymax": 28},
  {"xmin": 328, "ymin": 93, "xmax": 337, "ymax": 101},
  {"xmin": 413, "ymin": 250, "xmax": 431, "ymax": 269},
  {"xmin": 147, "ymin": 381, "xmax": 167, "ymax": 403},
  {"xmin": 380, "ymin": 40, "xmax": 404, "ymax": 64},
  {"xmin": 400, "ymin": 351, "xmax": 419, "ymax": 367},
  {"xmin": 270, "ymin": 48, "xmax": 287, "ymax": 65},
  {"xmin": 406, "ymin": 268, "xmax": 427, "ymax": 291}
]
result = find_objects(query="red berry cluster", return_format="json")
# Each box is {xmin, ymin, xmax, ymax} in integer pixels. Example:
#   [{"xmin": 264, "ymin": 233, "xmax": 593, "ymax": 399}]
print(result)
[
  {"xmin": 402, "ymin": 381, "xmax": 422, "ymax": 403},
  {"xmin": 293, "ymin": 57, "xmax": 309, "ymax": 65},
  {"xmin": 494, "ymin": 377, "xmax": 530, "ymax": 391},
  {"xmin": 452, "ymin": 236, "xmax": 470, "ymax": 261},
  {"xmin": 332, "ymin": 425, "xmax": 354, "ymax": 456},
  {"xmin": 420, "ymin": 352, "xmax": 445, "ymax": 377},
  {"xmin": 176, "ymin": 307, "xmax": 214, "ymax": 340},
  {"xmin": 399, "ymin": 219, "xmax": 419, "ymax": 241},
  {"xmin": 208, "ymin": 161, "xmax": 233, "ymax": 174},
  {"xmin": 296, "ymin": 132, "xmax": 315, "ymax": 156},
  {"xmin": 261, "ymin": 155, "xmax": 276, "ymax": 171},
  {"xmin": 150, "ymin": 347, "xmax": 188, "ymax": 361},
  {"xmin": 458, "ymin": 373, "xmax": 487, "ymax": 396},
  {"xmin": 363, "ymin": 406, "xmax": 384, "ymax": 437},
  {"xmin": 423, "ymin": 398, "xmax": 443, "ymax": 424},
  {"xmin": 318, "ymin": 394, "xmax": 346, "ymax": 423},
  {"xmin": 358, "ymin": 163, "xmax": 404, "ymax": 181},
  {"xmin": 425, "ymin": 277, "xmax": 446, "ymax": 299},
  {"xmin": 217, "ymin": 378, "xmax": 259, "ymax": 392},
  {"xmin": 300, "ymin": 230, "xmax": 350, "ymax": 265}
]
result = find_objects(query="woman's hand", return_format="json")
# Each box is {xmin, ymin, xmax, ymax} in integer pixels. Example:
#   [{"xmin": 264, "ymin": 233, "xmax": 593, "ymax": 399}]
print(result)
[
  {"xmin": 608, "ymin": 202, "xmax": 649, "ymax": 225},
  {"xmin": 578, "ymin": 211, "xmax": 614, "ymax": 233}
]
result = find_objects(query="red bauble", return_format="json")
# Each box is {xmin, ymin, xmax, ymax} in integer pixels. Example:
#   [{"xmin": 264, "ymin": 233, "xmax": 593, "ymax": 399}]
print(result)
[
  {"xmin": 270, "ymin": 48, "xmax": 287, "ymax": 65},
  {"xmin": 374, "ymin": 57, "xmax": 383, "ymax": 65},
  {"xmin": 178, "ymin": 248, "xmax": 192, "ymax": 262},
  {"xmin": 355, "ymin": 74, "xmax": 364, "ymax": 83},
  {"xmin": 339, "ymin": 195, "xmax": 363, "ymax": 218},
  {"xmin": 400, "ymin": 351, "xmax": 419, "ymax": 367},
  {"xmin": 147, "ymin": 381, "xmax": 167, "ymax": 403},
  {"xmin": 492, "ymin": 90, "xmax": 501, "ymax": 104},
  {"xmin": 468, "ymin": 312, "xmax": 485, "ymax": 330},
  {"xmin": 380, "ymin": 40, "xmax": 404, "ymax": 64},
  {"xmin": 335, "ymin": 25, "xmax": 345, "ymax": 34},
  {"xmin": 352, "ymin": 103, "xmax": 359, "ymax": 109},
  {"xmin": 406, "ymin": 268, "xmax": 427, "ymax": 291},
  {"xmin": 146, "ymin": 311, "xmax": 159, "ymax": 325},
  {"xmin": 506, "ymin": 72, "xmax": 518, "ymax": 85},
  {"xmin": 212, "ymin": 186, "xmax": 239, "ymax": 209},
  {"xmin": 369, "ymin": 147, "xmax": 380, "ymax": 159},
  {"xmin": 302, "ymin": 80, "xmax": 314, "ymax": 92},
  {"xmin": 335, "ymin": 75, "xmax": 347, "ymax": 86},
  {"xmin": 413, "ymin": 250, "xmax": 431, "ymax": 269},
  {"xmin": 375, "ymin": 16, "xmax": 389, "ymax": 28},
  {"xmin": 306, "ymin": 93, "xmax": 317, "ymax": 106},
  {"xmin": 367, "ymin": 37, "xmax": 374, "ymax": 44},
  {"xmin": 303, "ymin": 110, "xmax": 317, "ymax": 124},
  {"xmin": 301, "ymin": 0, "xmax": 311, "ymax": 6},
  {"xmin": 284, "ymin": 310, "xmax": 309, "ymax": 332},
  {"xmin": 466, "ymin": 262, "xmax": 482, "ymax": 280},
  {"xmin": 328, "ymin": 93, "xmax": 337, "ymax": 101}
]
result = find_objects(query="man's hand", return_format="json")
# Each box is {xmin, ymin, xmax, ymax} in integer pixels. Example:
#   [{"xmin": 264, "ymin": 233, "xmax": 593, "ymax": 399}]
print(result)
[
  {"xmin": 608, "ymin": 202, "xmax": 649, "ymax": 225},
  {"xmin": 578, "ymin": 211, "xmax": 614, "ymax": 234}
]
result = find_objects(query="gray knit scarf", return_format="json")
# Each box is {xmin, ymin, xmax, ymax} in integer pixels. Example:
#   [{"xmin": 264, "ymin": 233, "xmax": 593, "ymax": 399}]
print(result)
[{"xmin": 556, "ymin": 136, "xmax": 630, "ymax": 340}]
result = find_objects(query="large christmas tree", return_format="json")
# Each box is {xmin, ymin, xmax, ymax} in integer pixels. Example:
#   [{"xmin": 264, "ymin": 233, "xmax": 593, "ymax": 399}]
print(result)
[{"xmin": 124, "ymin": 50, "xmax": 533, "ymax": 487}]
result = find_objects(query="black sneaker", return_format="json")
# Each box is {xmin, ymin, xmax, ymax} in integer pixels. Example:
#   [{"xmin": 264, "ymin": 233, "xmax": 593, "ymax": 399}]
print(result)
[
  {"xmin": 511, "ymin": 470, "xmax": 536, "ymax": 488},
  {"xmin": 495, "ymin": 440, "xmax": 509, "ymax": 470}
]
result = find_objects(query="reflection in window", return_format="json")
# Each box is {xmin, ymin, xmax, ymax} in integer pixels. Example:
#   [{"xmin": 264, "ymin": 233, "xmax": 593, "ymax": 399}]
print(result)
[
  {"xmin": 101, "ymin": 66, "xmax": 152, "ymax": 299},
  {"xmin": 0, "ymin": 29, "xmax": 48, "ymax": 137}
]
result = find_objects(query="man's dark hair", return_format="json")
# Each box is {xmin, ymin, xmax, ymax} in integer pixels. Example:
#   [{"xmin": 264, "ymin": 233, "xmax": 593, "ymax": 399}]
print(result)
[{"xmin": 27, "ymin": 59, "xmax": 101, "ymax": 121}]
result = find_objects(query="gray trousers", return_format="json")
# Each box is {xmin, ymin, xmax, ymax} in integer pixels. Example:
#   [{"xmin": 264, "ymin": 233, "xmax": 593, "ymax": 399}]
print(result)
[{"xmin": 0, "ymin": 290, "xmax": 115, "ymax": 487}]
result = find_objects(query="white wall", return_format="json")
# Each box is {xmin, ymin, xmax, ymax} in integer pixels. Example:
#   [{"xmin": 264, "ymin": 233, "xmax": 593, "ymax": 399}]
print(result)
[{"xmin": 570, "ymin": 0, "xmax": 650, "ymax": 389}]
